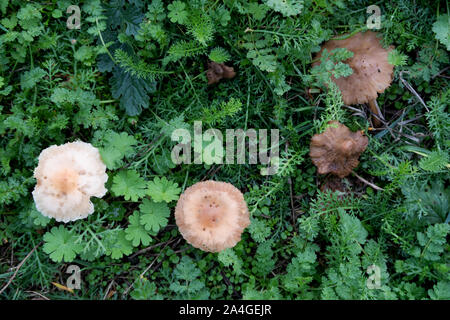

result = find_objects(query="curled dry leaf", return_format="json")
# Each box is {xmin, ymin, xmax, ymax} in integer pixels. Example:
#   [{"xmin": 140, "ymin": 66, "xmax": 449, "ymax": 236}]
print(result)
[
  {"xmin": 310, "ymin": 121, "xmax": 368, "ymax": 178},
  {"xmin": 206, "ymin": 61, "xmax": 236, "ymax": 85},
  {"xmin": 175, "ymin": 180, "xmax": 250, "ymax": 252}
]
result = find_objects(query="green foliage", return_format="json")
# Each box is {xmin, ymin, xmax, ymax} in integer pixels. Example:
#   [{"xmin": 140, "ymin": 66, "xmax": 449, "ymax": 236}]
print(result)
[
  {"xmin": 208, "ymin": 47, "xmax": 231, "ymax": 63},
  {"xmin": 402, "ymin": 179, "xmax": 450, "ymax": 223},
  {"xmin": 139, "ymin": 198, "xmax": 170, "ymax": 232},
  {"xmin": 409, "ymin": 47, "xmax": 449, "ymax": 83},
  {"xmin": 282, "ymin": 241, "xmax": 318, "ymax": 295},
  {"xmin": 99, "ymin": 131, "xmax": 138, "ymax": 169},
  {"xmin": 164, "ymin": 40, "xmax": 207, "ymax": 64},
  {"xmin": 202, "ymin": 98, "xmax": 242, "ymax": 125},
  {"xmin": 1, "ymin": 0, "xmax": 449, "ymax": 301},
  {"xmin": 316, "ymin": 81, "xmax": 346, "ymax": 130},
  {"xmin": 186, "ymin": 10, "xmax": 214, "ymax": 45},
  {"xmin": 125, "ymin": 211, "xmax": 153, "ymax": 247},
  {"xmin": 111, "ymin": 170, "xmax": 148, "ymax": 202},
  {"xmin": 432, "ymin": 14, "xmax": 450, "ymax": 50},
  {"xmin": 388, "ymin": 49, "xmax": 408, "ymax": 67},
  {"xmin": 428, "ymin": 281, "xmax": 450, "ymax": 300},
  {"xmin": 105, "ymin": 0, "xmax": 144, "ymax": 36},
  {"xmin": 411, "ymin": 223, "xmax": 449, "ymax": 261},
  {"xmin": 105, "ymin": 229, "xmax": 133, "ymax": 259},
  {"xmin": 418, "ymin": 150, "xmax": 449, "ymax": 172},
  {"xmin": 110, "ymin": 66, "xmax": 156, "ymax": 116},
  {"xmin": 265, "ymin": 0, "xmax": 304, "ymax": 17},
  {"xmin": 147, "ymin": 176, "xmax": 181, "ymax": 203},
  {"xmin": 169, "ymin": 256, "xmax": 209, "ymax": 299},
  {"xmin": 20, "ymin": 67, "xmax": 46, "ymax": 89},
  {"xmin": 252, "ymin": 241, "xmax": 275, "ymax": 277},
  {"xmin": 167, "ymin": 1, "xmax": 188, "ymax": 24},
  {"xmin": 243, "ymin": 35, "xmax": 278, "ymax": 73},
  {"xmin": 394, "ymin": 223, "xmax": 449, "ymax": 287},
  {"xmin": 114, "ymin": 49, "xmax": 171, "ymax": 80},
  {"xmin": 130, "ymin": 277, "xmax": 163, "ymax": 300},
  {"xmin": 43, "ymin": 226, "xmax": 83, "ymax": 263},
  {"xmin": 218, "ymin": 248, "xmax": 244, "ymax": 275},
  {"xmin": 0, "ymin": 174, "xmax": 32, "ymax": 205},
  {"xmin": 310, "ymin": 48, "xmax": 354, "ymax": 84},
  {"xmin": 425, "ymin": 92, "xmax": 450, "ymax": 148},
  {"xmin": 28, "ymin": 204, "xmax": 51, "ymax": 227}
]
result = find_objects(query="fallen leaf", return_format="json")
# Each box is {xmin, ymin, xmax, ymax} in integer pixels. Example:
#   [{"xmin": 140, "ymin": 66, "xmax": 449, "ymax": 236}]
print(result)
[{"xmin": 52, "ymin": 282, "xmax": 74, "ymax": 293}]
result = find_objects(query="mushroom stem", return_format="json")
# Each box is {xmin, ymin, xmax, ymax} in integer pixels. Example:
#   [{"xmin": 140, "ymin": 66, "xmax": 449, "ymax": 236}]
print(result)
[{"xmin": 367, "ymin": 99, "xmax": 383, "ymax": 127}]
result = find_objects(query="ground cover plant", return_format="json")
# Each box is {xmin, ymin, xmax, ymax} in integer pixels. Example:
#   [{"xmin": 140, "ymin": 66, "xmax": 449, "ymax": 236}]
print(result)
[{"xmin": 0, "ymin": 0, "xmax": 449, "ymax": 300}]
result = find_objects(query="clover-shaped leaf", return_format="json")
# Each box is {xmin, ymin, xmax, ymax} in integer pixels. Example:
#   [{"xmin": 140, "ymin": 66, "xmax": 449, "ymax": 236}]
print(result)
[
  {"xmin": 105, "ymin": 229, "xmax": 133, "ymax": 259},
  {"xmin": 125, "ymin": 211, "xmax": 153, "ymax": 247},
  {"xmin": 43, "ymin": 226, "xmax": 82, "ymax": 262},
  {"xmin": 139, "ymin": 199, "xmax": 170, "ymax": 233},
  {"xmin": 167, "ymin": 1, "xmax": 188, "ymax": 24},
  {"xmin": 111, "ymin": 170, "xmax": 148, "ymax": 202},
  {"xmin": 147, "ymin": 176, "xmax": 181, "ymax": 203}
]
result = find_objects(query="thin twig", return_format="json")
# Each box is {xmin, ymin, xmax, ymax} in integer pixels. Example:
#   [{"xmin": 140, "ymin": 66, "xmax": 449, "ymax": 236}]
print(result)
[
  {"xmin": 102, "ymin": 280, "xmax": 115, "ymax": 300},
  {"xmin": 286, "ymin": 141, "xmax": 296, "ymax": 231},
  {"xmin": 352, "ymin": 171, "xmax": 384, "ymax": 191},
  {"xmin": 431, "ymin": 66, "xmax": 449, "ymax": 79},
  {"xmin": 201, "ymin": 164, "xmax": 223, "ymax": 181},
  {"xmin": 129, "ymin": 237, "xmax": 178, "ymax": 259},
  {"xmin": 26, "ymin": 291, "xmax": 50, "ymax": 300},
  {"xmin": 220, "ymin": 269, "xmax": 240, "ymax": 299},
  {"xmin": 0, "ymin": 242, "xmax": 41, "ymax": 295},
  {"xmin": 343, "ymin": 105, "xmax": 367, "ymax": 119},
  {"xmin": 399, "ymin": 71, "xmax": 429, "ymax": 111},
  {"xmin": 126, "ymin": 133, "xmax": 164, "ymax": 169},
  {"xmin": 122, "ymin": 240, "xmax": 175, "ymax": 298}
]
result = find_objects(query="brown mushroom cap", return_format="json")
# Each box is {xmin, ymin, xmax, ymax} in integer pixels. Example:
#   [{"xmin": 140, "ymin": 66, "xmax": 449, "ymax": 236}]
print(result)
[
  {"xmin": 313, "ymin": 31, "xmax": 394, "ymax": 105},
  {"xmin": 310, "ymin": 121, "xmax": 368, "ymax": 178},
  {"xmin": 175, "ymin": 180, "xmax": 250, "ymax": 252},
  {"xmin": 32, "ymin": 141, "xmax": 108, "ymax": 223}
]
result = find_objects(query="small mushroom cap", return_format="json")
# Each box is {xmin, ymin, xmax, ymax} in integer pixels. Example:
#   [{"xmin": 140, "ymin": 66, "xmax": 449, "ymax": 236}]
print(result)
[
  {"xmin": 175, "ymin": 180, "xmax": 250, "ymax": 252},
  {"xmin": 32, "ymin": 141, "xmax": 108, "ymax": 223},
  {"xmin": 313, "ymin": 31, "xmax": 394, "ymax": 105},
  {"xmin": 310, "ymin": 121, "xmax": 368, "ymax": 178},
  {"xmin": 207, "ymin": 61, "xmax": 236, "ymax": 85}
]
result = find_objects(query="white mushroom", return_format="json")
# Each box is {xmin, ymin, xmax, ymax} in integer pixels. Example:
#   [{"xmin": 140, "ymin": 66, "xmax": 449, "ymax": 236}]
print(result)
[{"xmin": 32, "ymin": 141, "xmax": 108, "ymax": 223}]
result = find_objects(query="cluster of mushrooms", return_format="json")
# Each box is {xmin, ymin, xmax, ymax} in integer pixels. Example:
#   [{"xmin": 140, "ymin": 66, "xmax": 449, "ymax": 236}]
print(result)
[
  {"xmin": 31, "ymin": 31, "xmax": 393, "ymax": 253},
  {"xmin": 308, "ymin": 31, "xmax": 395, "ymax": 184},
  {"xmin": 32, "ymin": 142, "xmax": 249, "ymax": 252}
]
